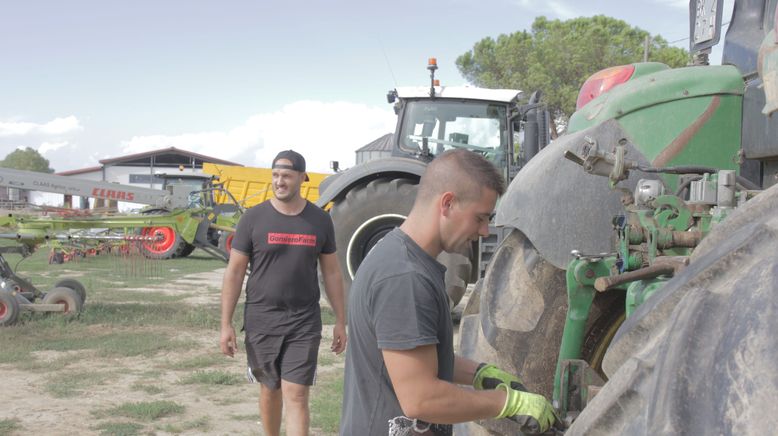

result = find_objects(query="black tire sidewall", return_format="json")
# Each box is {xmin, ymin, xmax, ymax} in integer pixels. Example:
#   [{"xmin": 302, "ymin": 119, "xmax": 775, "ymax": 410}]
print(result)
[
  {"xmin": 330, "ymin": 178, "xmax": 417, "ymax": 289},
  {"xmin": 0, "ymin": 292, "xmax": 20, "ymax": 326}
]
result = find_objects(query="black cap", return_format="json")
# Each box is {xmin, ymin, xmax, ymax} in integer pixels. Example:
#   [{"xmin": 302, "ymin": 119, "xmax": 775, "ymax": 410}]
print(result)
[{"xmin": 272, "ymin": 149, "xmax": 309, "ymax": 181}]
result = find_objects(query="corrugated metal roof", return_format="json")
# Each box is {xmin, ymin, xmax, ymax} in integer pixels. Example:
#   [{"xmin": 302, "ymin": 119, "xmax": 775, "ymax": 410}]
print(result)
[
  {"xmin": 99, "ymin": 147, "xmax": 241, "ymax": 166},
  {"xmin": 56, "ymin": 166, "xmax": 102, "ymax": 176},
  {"xmin": 356, "ymin": 133, "xmax": 394, "ymax": 152}
]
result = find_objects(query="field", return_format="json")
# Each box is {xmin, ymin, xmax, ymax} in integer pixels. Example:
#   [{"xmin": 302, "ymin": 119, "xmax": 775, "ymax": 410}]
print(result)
[{"xmin": 0, "ymin": 247, "xmax": 345, "ymax": 436}]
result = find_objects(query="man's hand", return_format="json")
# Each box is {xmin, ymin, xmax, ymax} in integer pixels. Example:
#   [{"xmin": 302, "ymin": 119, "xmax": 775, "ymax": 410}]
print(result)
[
  {"xmin": 473, "ymin": 363, "xmax": 527, "ymax": 391},
  {"xmin": 331, "ymin": 322, "xmax": 347, "ymax": 354},
  {"xmin": 496, "ymin": 383, "xmax": 558, "ymax": 434},
  {"xmin": 220, "ymin": 325, "xmax": 238, "ymax": 357}
]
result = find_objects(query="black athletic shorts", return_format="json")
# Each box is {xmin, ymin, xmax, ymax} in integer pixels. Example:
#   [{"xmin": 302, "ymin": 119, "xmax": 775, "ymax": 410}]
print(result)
[{"xmin": 245, "ymin": 329, "xmax": 321, "ymax": 389}]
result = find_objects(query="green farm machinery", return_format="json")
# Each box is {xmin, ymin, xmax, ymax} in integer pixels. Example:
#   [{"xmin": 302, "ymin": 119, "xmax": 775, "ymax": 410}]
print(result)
[
  {"xmin": 0, "ymin": 167, "xmax": 242, "ymax": 326},
  {"xmin": 457, "ymin": 0, "xmax": 778, "ymax": 434}
]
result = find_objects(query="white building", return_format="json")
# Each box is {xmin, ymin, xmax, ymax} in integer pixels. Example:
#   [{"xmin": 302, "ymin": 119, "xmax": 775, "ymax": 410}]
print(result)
[{"xmin": 27, "ymin": 147, "xmax": 241, "ymax": 211}]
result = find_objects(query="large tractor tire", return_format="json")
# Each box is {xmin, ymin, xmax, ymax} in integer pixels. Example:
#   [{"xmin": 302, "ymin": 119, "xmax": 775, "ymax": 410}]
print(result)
[
  {"xmin": 439, "ymin": 249, "xmax": 473, "ymax": 310},
  {"xmin": 0, "ymin": 292, "xmax": 20, "ymax": 326},
  {"xmin": 53, "ymin": 278, "xmax": 86, "ymax": 304},
  {"xmin": 179, "ymin": 243, "xmax": 196, "ymax": 257},
  {"xmin": 330, "ymin": 177, "xmax": 473, "ymax": 307},
  {"xmin": 456, "ymin": 229, "xmax": 624, "ymax": 435},
  {"xmin": 138, "ymin": 226, "xmax": 189, "ymax": 260},
  {"xmin": 42, "ymin": 287, "xmax": 84, "ymax": 315},
  {"xmin": 567, "ymin": 183, "xmax": 778, "ymax": 435}
]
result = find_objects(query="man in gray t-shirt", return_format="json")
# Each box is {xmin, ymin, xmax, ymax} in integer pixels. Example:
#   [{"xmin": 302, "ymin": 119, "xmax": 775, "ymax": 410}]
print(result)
[{"xmin": 341, "ymin": 150, "xmax": 558, "ymax": 435}]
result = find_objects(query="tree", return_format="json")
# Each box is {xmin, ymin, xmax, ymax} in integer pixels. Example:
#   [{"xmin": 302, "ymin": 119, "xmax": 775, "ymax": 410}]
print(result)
[
  {"xmin": 456, "ymin": 15, "xmax": 690, "ymax": 120},
  {"xmin": 0, "ymin": 147, "xmax": 55, "ymax": 173}
]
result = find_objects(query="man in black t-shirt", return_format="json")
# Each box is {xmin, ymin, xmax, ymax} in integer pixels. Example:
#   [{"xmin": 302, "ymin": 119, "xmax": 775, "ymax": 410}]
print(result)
[{"xmin": 220, "ymin": 150, "xmax": 346, "ymax": 436}]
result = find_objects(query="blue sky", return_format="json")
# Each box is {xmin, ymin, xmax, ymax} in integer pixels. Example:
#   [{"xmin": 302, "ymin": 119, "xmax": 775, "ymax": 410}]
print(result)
[{"xmin": 0, "ymin": 0, "xmax": 732, "ymax": 173}]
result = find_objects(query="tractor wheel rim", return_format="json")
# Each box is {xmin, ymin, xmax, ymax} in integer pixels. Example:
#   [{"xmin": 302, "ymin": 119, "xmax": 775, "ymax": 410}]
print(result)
[
  {"xmin": 142, "ymin": 227, "xmax": 176, "ymax": 253},
  {"xmin": 346, "ymin": 213, "xmax": 406, "ymax": 279},
  {"xmin": 0, "ymin": 301, "xmax": 6, "ymax": 318},
  {"xmin": 225, "ymin": 234, "xmax": 234, "ymax": 252}
]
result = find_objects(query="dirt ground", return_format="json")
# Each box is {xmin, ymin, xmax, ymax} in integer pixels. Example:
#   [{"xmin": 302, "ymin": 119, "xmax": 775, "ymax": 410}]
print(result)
[{"xmin": 0, "ymin": 268, "xmax": 346, "ymax": 436}]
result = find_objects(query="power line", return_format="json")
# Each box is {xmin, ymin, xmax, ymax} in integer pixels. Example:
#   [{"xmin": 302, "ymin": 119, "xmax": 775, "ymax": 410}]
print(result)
[{"xmin": 667, "ymin": 21, "xmax": 730, "ymax": 45}]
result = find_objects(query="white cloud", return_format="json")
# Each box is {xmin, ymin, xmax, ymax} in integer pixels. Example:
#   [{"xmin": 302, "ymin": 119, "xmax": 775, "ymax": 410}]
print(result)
[
  {"xmin": 0, "ymin": 120, "xmax": 36, "ymax": 136},
  {"xmin": 38, "ymin": 141, "xmax": 69, "ymax": 154},
  {"xmin": 512, "ymin": 0, "xmax": 577, "ymax": 19},
  {"xmin": 547, "ymin": 1, "xmax": 577, "ymax": 19},
  {"xmin": 654, "ymin": 0, "xmax": 689, "ymax": 10},
  {"xmin": 40, "ymin": 116, "xmax": 83, "ymax": 135},
  {"xmin": 121, "ymin": 101, "xmax": 397, "ymax": 173},
  {"xmin": 0, "ymin": 116, "xmax": 83, "ymax": 137}
]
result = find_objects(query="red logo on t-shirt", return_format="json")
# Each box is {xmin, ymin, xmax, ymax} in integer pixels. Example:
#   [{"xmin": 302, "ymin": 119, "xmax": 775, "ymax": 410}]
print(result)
[{"xmin": 267, "ymin": 232, "xmax": 317, "ymax": 246}]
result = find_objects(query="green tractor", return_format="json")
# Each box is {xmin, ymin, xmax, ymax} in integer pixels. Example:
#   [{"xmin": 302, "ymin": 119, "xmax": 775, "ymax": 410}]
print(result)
[
  {"xmin": 316, "ymin": 58, "xmax": 549, "ymax": 307},
  {"xmin": 458, "ymin": 0, "xmax": 778, "ymax": 434}
]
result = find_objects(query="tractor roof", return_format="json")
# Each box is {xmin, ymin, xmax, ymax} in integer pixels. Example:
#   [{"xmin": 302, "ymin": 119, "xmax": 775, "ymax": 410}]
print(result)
[{"xmin": 395, "ymin": 86, "xmax": 522, "ymax": 103}]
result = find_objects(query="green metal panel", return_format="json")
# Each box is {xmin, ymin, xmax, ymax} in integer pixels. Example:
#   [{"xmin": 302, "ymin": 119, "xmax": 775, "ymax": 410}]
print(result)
[
  {"xmin": 618, "ymin": 95, "xmax": 742, "ymax": 175},
  {"xmin": 569, "ymin": 65, "xmax": 743, "ymax": 132},
  {"xmin": 569, "ymin": 65, "xmax": 744, "ymax": 187}
]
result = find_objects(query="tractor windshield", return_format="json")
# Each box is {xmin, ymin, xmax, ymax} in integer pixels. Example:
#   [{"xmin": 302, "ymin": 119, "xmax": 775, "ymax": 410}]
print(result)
[{"xmin": 398, "ymin": 100, "xmax": 509, "ymax": 165}]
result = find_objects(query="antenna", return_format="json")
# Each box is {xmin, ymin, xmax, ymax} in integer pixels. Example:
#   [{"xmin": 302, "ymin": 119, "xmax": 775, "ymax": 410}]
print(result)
[{"xmin": 376, "ymin": 35, "xmax": 398, "ymax": 87}]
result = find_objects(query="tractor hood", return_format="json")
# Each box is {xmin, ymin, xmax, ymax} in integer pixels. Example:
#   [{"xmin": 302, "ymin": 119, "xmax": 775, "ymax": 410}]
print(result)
[{"xmin": 496, "ymin": 119, "xmax": 657, "ymax": 270}]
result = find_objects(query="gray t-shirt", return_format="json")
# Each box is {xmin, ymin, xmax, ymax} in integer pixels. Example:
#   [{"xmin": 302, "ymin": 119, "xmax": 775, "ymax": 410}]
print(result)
[
  {"xmin": 340, "ymin": 229, "xmax": 454, "ymax": 436},
  {"xmin": 231, "ymin": 200, "xmax": 335, "ymax": 335}
]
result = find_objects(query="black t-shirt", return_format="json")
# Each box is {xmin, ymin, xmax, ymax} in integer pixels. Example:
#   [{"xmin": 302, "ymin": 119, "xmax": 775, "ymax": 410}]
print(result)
[{"xmin": 232, "ymin": 200, "xmax": 336, "ymax": 334}]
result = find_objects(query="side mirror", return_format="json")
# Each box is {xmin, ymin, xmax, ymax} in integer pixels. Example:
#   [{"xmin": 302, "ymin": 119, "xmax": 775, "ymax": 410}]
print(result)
[{"xmin": 689, "ymin": 0, "xmax": 724, "ymax": 54}]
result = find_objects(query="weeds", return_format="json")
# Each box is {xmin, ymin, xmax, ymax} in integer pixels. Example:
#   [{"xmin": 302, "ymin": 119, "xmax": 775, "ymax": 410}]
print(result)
[
  {"xmin": 94, "ymin": 400, "xmax": 185, "ymax": 421},
  {"xmin": 92, "ymin": 421, "xmax": 144, "ymax": 436},
  {"xmin": 310, "ymin": 372, "xmax": 344, "ymax": 433},
  {"xmin": 178, "ymin": 370, "xmax": 241, "ymax": 385},
  {"xmin": 0, "ymin": 418, "xmax": 22, "ymax": 435}
]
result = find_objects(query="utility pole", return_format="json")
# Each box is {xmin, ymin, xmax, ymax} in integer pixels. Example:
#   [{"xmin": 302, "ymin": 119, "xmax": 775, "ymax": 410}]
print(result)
[{"xmin": 643, "ymin": 36, "xmax": 651, "ymax": 62}]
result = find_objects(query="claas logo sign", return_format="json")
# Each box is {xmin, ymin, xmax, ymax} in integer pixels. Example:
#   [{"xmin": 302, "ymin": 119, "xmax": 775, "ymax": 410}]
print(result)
[{"xmin": 91, "ymin": 188, "xmax": 136, "ymax": 201}]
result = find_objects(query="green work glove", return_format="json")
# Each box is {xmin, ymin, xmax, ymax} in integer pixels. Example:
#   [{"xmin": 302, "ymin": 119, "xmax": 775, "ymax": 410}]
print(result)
[
  {"xmin": 473, "ymin": 362, "xmax": 528, "ymax": 391},
  {"xmin": 495, "ymin": 383, "xmax": 557, "ymax": 434}
]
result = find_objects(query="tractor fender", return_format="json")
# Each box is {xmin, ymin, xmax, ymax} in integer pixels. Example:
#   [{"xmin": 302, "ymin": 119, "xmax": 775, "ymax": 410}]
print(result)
[
  {"xmin": 315, "ymin": 157, "xmax": 427, "ymax": 207},
  {"xmin": 495, "ymin": 118, "xmax": 659, "ymax": 270}
]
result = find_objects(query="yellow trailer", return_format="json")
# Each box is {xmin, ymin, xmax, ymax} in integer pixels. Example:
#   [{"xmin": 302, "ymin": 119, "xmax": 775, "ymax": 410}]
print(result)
[{"xmin": 202, "ymin": 163, "xmax": 329, "ymax": 208}]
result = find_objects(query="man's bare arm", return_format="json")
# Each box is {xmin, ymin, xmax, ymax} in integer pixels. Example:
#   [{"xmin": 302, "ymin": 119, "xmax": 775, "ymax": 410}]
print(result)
[
  {"xmin": 319, "ymin": 252, "xmax": 347, "ymax": 353},
  {"xmin": 383, "ymin": 345, "xmax": 505, "ymax": 424},
  {"xmin": 453, "ymin": 355, "xmax": 481, "ymax": 385},
  {"xmin": 219, "ymin": 250, "xmax": 249, "ymax": 357}
]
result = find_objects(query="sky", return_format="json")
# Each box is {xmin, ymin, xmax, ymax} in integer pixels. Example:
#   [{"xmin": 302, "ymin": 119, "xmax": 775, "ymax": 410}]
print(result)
[{"xmin": 0, "ymin": 0, "xmax": 734, "ymax": 174}]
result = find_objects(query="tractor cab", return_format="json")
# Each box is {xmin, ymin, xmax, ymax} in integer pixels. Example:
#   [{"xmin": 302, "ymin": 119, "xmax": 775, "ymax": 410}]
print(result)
[{"xmin": 386, "ymin": 58, "xmax": 541, "ymax": 183}]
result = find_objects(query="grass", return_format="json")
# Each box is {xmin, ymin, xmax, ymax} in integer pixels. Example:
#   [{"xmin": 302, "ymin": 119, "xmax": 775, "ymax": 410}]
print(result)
[
  {"xmin": 0, "ymin": 328, "xmax": 196, "ymax": 372},
  {"xmin": 162, "ymin": 353, "xmax": 226, "ymax": 370},
  {"xmin": 44, "ymin": 369, "xmax": 111, "ymax": 398},
  {"xmin": 92, "ymin": 422, "xmax": 144, "ymax": 436},
  {"xmin": 158, "ymin": 416, "xmax": 211, "ymax": 433},
  {"xmin": 0, "ymin": 418, "xmax": 22, "ymax": 435},
  {"xmin": 94, "ymin": 400, "xmax": 185, "ymax": 421},
  {"xmin": 310, "ymin": 372, "xmax": 344, "ymax": 433},
  {"xmin": 130, "ymin": 382, "xmax": 165, "ymax": 395},
  {"xmin": 178, "ymin": 370, "xmax": 241, "ymax": 385},
  {"xmin": 0, "ymin": 245, "xmax": 344, "ymax": 435},
  {"xmin": 1, "ymin": 245, "xmax": 224, "ymax": 301}
]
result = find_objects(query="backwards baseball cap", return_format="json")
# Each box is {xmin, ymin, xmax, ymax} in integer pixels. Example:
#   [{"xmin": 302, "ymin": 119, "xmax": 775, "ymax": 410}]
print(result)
[{"xmin": 272, "ymin": 149, "xmax": 309, "ymax": 181}]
